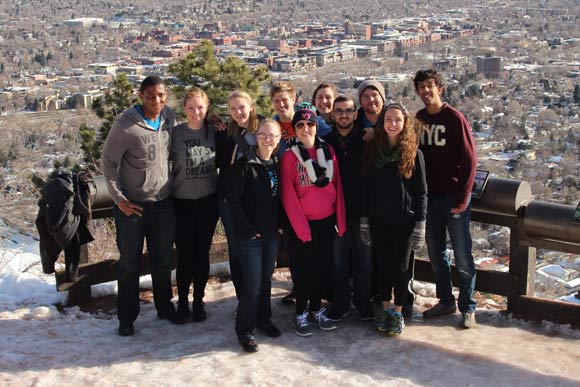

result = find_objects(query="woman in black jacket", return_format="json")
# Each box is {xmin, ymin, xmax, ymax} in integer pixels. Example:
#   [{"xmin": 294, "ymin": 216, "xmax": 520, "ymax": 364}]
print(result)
[
  {"xmin": 227, "ymin": 119, "xmax": 283, "ymax": 353},
  {"xmin": 361, "ymin": 103, "xmax": 427, "ymax": 336},
  {"xmin": 215, "ymin": 91, "xmax": 262, "ymax": 300}
]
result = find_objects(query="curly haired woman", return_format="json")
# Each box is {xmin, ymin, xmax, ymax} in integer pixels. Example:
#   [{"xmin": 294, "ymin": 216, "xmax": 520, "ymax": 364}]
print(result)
[{"xmin": 361, "ymin": 103, "xmax": 427, "ymax": 336}]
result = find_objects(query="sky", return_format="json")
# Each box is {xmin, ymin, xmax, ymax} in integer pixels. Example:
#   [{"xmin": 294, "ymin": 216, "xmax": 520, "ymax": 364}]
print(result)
[{"xmin": 1, "ymin": 221, "xmax": 579, "ymax": 387}]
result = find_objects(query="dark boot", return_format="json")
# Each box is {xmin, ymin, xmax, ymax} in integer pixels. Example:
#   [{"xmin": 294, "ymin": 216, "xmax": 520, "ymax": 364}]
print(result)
[{"xmin": 192, "ymin": 299, "xmax": 207, "ymax": 322}]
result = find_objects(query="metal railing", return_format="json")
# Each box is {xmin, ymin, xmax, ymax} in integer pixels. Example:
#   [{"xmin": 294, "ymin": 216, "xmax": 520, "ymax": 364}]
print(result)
[{"xmin": 56, "ymin": 176, "xmax": 580, "ymax": 325}]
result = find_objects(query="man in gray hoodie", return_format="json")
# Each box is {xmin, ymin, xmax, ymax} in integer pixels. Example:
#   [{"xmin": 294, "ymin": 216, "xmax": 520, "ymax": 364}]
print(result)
[{"xmin": 101, "ymin": 76, "xmax": 180, "ymax": 336}]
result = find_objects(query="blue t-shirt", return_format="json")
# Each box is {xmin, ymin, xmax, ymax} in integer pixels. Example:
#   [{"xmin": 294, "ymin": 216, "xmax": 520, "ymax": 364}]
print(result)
[{"xmin": 135, "ymin": 105, "xmax": 161, "ymax": 131}]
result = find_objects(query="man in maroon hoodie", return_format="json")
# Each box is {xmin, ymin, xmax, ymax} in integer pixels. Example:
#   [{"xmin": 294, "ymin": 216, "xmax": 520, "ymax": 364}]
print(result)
[{"xmin": 413, "ymin": 69, "xmax": 477, "ymax": 329}]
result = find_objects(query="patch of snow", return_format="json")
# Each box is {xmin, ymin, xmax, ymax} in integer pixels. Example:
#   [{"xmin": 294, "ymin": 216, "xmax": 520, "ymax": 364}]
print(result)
[{"xmin": 0, "ymin": 225, "xmax": 579, "ymax": 386}]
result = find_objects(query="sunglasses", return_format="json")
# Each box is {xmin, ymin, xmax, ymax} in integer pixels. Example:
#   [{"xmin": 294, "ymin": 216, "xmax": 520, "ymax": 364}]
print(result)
[
  {"xmin": 256, "ymin": 133, "xmax": 281, "ymax": 140},
  {"xmin": 295, "ymin": 121, "xmax": 317, "ymax": 130}
]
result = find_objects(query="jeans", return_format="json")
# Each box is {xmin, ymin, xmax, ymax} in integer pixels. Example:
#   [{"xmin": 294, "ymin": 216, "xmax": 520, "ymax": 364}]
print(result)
[
  {"xmin": 331, "ymin": 222, "xmax": 373, "ymax": 315},
  {"xmin": 114, "ymin": 197, "xmax": 176, "ymax": 323},
  {"xmin": 218, "ymin": 199, "xmax": 243, "ymax": 299},
  {"xmin": 175, "ymin": 195, "xmax": 219, "ymax": 303},
  {"xmin": 426, "ymin": 193, "xmax": 476, "ymax": 313},
  {"xmin": 235, "ymin": 234, "xmax": 280, "ymax": 338}
]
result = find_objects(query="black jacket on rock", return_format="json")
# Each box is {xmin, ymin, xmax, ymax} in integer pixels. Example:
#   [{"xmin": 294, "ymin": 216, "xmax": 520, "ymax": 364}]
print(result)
[
  {"xmin": 36, "ymin": 169, "xmax": 95, "ymax": 277},
  {"xmin": 226, "ymin": 151, "xmax": 282, "ymax": 240}
]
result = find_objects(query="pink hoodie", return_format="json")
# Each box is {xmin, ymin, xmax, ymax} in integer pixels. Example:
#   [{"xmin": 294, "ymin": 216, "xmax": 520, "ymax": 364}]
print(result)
[{"xmin": 280, "ymin": 146, "xmax": 346, "ymax": 243}]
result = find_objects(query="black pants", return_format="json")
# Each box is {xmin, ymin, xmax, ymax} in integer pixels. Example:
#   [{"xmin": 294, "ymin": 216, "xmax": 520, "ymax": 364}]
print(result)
[
  {"xmin": 371, "ymin": 218, "xmax": 414, "ymax": 307},
  {"xmin": 290, "ymin": 214, "xmax": 335, "ymax": 314},
  {"xmin": 175, "ymin": 194, "xmax": 219, "ymax": 303}
]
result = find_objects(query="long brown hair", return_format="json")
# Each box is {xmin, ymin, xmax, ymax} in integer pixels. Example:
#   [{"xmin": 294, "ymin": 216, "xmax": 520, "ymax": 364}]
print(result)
[
  {"xmin": 363, "ymin": 103, "xmax": 419, "ymax": 179},
  {"xmin": 227, "ymin": 90, "xmax": 259, "ymax": 136},
  {"xmin": 311, "ymin": 82, "xmax": 338, "ymax": 105}
]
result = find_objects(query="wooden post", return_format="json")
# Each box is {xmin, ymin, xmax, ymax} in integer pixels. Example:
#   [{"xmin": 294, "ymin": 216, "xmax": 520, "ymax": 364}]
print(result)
[
  {"xmin": 67, "ymin": 244, "xmax": 92, "ymax": 306},
  {"xmin": 507, "ymin": 221, "xmax": 536, "ymax": 313}
]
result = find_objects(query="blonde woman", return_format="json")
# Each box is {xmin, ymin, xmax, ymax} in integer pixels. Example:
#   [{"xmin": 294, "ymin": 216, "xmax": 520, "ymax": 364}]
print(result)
[
  {"xmin": 171, "ymin": 88, "xmax": 219, "ymax": 322},
  {"xmin": 227, "ymin": 119, "xmax": 283, "ymax": 352},
  {"xmin": 215, "ymin": 91, "xmax": 263, "ymax": 300}
]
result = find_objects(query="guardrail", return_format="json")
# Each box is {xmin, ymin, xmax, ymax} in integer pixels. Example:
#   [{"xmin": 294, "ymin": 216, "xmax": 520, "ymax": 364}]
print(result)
[{"xmin": 56, "ymin": 176, "xmax": 580, "ymax": 325}]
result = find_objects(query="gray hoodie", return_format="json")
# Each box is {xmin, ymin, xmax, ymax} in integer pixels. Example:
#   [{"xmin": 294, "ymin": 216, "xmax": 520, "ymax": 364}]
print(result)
[{"xmin": 101, "ymin": 105, "xmax": 175, "ymax": 204}]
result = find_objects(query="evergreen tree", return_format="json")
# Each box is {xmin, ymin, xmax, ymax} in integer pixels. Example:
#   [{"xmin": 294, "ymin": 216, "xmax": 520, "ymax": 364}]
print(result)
[
  {"xmin": 33, "ymin": 53, "xmax": 46, "ymax": 66},
  {"xmin": 574, "ymin": 84, "xmax": 580, "ymax": 104},
  {"xmin": 79, "ymin": 73, "xmax": 135, "ymax": 171},
  {"xmin": 169, "ymin": 40, "xmax": 271, "ymax": 115}
]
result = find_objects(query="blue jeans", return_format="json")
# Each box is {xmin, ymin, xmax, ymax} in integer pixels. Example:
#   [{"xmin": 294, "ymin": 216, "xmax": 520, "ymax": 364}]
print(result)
[
  {"xmin": 235, "ymin": 234, "xmax": 280, "ymax": 338},
  {"xmin": 218, "ymin": 199, "xmax": 243, "ymax": 299},
  {"xmin": 114, "ymin": 197, "xmax": 176, "ymax": 323},
  {"xmin": 426, "ymin": 193, "xmax": 476, "ymax": 313},
  {"xmin": 331, "ymin": 222, "xmax": 373, "ymax": 315}
]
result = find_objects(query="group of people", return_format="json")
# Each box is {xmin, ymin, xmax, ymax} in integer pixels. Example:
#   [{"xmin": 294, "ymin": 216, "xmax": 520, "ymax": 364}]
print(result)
[{"xmin": 101, "ymin": 68, "xmax": 477, "ymax": 353}]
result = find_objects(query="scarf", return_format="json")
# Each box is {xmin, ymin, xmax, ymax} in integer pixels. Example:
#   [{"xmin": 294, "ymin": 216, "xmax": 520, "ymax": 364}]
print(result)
[
  {"xmin": 290, "ymin": 137, "xmax": 334, "ymax": 187},
  {"xmin": 374, "ymin": 146, "xmax": 401, "ymax": 168}
]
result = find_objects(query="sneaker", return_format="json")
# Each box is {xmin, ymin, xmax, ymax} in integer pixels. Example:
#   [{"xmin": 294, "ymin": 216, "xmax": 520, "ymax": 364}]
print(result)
[
  {"xmin": 118, "ymin": 320, "xmax": 134, "ymax": 336},
  {"xmin": 359, "ymin": 310, "xmax": 375, "ymax": 322},
  {"xmin": 281, "ymin": 291, "xmax": 295, "ymax": 305},
  {"xmin": 327, "ymin": 309, "xmax": 350, "ymax": 322},
  {"xmin": 377, "ymin": 309, "xmax": 392, "ymax": 332},
  {"xmin": 158, "ymin": 307, "xmax": 187, "ymax": 325},
  {"xmin": 460, "ymin": 312, "xmax": 477, "ymax": 329},
  {"xmin": 292, "ymin": 311, "xmax": 313, "ymax": 337},
  {"xmin": 309, "ymin": 308, "xmax": 337, "ymax": 331},
  {"xmin": 258, "ymin": 323, "xmax": 282, "ymax": 338},
  {"xmin": 422, "ymin": 303, "xmax": 457, "ymax": 318},
  {"xmin": 387, "ymin": 312, "xmax": 405, "ymax": 336},
  {"xmin": 238, "ymin": 335, "xmax": 259, "ymax": 353},
  {"xmin": 192, "ymin": 300, "xmax": 207, "ymax": 322}
]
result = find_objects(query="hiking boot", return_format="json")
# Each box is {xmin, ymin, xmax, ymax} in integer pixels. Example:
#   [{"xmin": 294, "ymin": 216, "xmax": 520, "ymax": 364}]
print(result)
[
  {"xmin": 387, "ymin": 312, "xmax": 405, "ymax": 336},
  {"xmin": 192, "ymin": 300, "xmax": 207, "ymax": 322},
  {"xmin": 292, "ymin": 311, "xmax": 313, "ymax": 337},
  {"xmin": 258, "ymin": 323, "xmax": 282, "ymax": 338},
  {"xmin": 422, "ymin": 303, "xmax": 457, "ymax": 318},
  {"xmin": 239, "ymin": 335, "xmax": 259, "ymax": 353},
  {"xmin": 118, "ymin": 320, "xmax": 134, "ymax": 336},
  {"xmin": 402, "ymin": 304, "xmax": 414, "ymax": 319},
  {"xmin": 281, "ymin": 291, "xmax": 295, "ymax": 305},
  {"xmin": 327, "ymin": 309, "xmax": 350, "ymax": 322},
  {"xmin": 309, "ymin": 308, "xmax": 337, "ymax": 331},
  {"xmin": 460, "ymin": 312, "xmax": 477, "ymax": 329},
  {"xmin": 376, "ymin": 309, "xmax": 392, "ymax": 332},
  {"xmin": 359, "ymin": 310, "xmax": 375, "ymax": 322},
  {"xmin": 158, "ymin": 307, "xmax": 187, "ymax": 324},
  {"xmin": 177, "ymin": 301, "xmax": 191, "ymax": 320}
]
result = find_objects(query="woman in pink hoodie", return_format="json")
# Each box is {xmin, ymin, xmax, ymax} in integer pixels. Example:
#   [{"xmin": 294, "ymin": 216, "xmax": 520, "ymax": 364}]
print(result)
[{"xmin": 280, "ymin": 107, "xmax": 346, "ymax": 337}]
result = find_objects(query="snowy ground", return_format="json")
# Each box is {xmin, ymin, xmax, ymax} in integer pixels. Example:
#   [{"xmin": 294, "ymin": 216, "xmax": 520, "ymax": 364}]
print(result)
[{"xmin": 1, "ymin": 223, "xmax": 579, "ymax": 387}]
